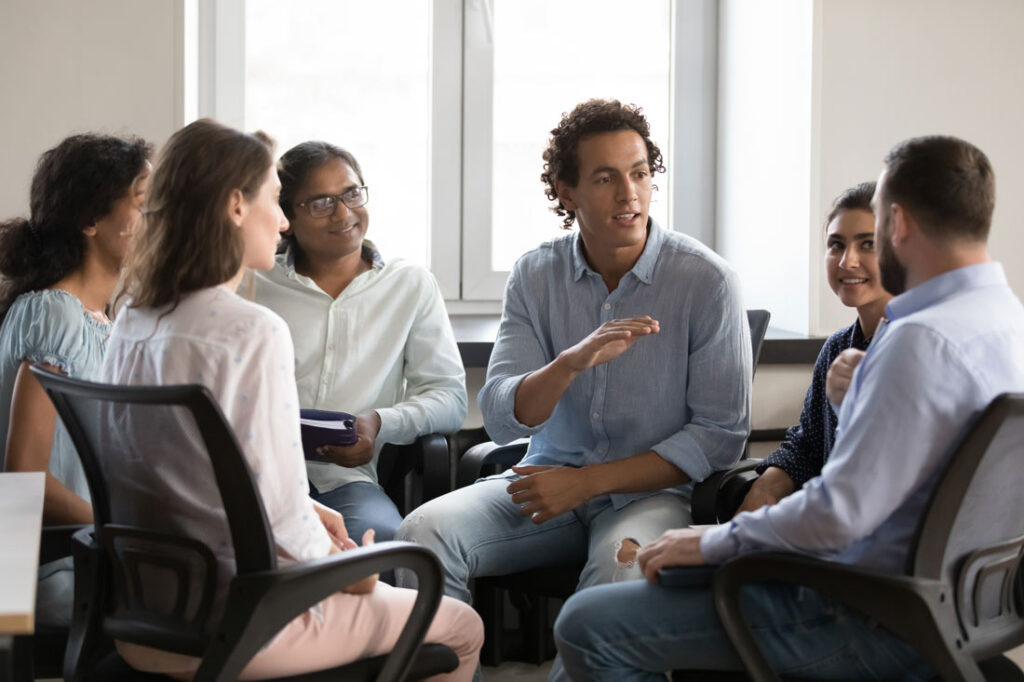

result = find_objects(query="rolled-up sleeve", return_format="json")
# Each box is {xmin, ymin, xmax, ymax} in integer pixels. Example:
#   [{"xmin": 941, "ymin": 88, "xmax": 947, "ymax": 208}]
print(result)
[
  {"xmin": 649, "ymin": 271, "xmax": 751, "ymax": 482},
  {"xmin": 479, "ymin": 264, "xmax": 551, "ymax": 444},
  {"xmin": 700, "ymin": 326, "xmax": 972, "ymax": 566}
]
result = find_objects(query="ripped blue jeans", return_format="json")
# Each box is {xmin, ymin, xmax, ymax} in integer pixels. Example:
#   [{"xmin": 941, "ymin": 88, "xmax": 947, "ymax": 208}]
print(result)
[{"xmin": 394, "ymin": 474, "xmax": 690, "ymax": 603}]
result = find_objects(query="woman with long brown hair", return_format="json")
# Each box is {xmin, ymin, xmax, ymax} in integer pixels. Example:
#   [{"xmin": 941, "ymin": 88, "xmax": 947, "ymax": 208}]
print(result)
[{"xmin": 102, "ymin": 119, "xmax": 481, "ymax": 680}]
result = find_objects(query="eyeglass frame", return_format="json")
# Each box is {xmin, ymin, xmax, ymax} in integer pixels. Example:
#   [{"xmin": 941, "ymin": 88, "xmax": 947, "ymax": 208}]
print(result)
[{"xmin": 295, "ymin": 185, "xmax": 370, "ymax": 218}]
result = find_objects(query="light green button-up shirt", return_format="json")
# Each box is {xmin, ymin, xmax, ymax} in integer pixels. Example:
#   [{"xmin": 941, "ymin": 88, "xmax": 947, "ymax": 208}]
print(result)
[{"xmin": 247, "ymin": 245, "xmax": 467, "ymax": 492}]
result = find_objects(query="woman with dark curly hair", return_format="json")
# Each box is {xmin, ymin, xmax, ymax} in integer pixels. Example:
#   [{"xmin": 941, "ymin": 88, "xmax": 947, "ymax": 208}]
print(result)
[{"xmin": 0, "ymin": 132, "xmax": 151, "ymax": 625}]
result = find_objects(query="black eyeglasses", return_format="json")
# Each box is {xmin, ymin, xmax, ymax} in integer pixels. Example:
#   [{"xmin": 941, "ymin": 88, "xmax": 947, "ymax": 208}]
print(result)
[{"xmin": 296, "ymin": 186, "xmax": 369, "ymax": 218}]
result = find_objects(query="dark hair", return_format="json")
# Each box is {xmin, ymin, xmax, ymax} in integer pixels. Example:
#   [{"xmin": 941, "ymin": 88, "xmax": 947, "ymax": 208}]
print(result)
[
  {"xmin": 276, "ymin": 141, "xmax": 364, "ymax": 254},
  {"xmin": 825, "ymin": 181, "xmax": 876, "ymax": 229},
  {"xmin": 881, "ymin": 135, "xmax": 994, "ymax": 242},
  {"xmin": 0, "ymin": 133, "xmax": 152, "ymax": 319},
  {"xmin": 541, "ymin": 99, "xmax": 665, "ymax": 229},
  {"xmin": 123, "ymin": 119, "xmax": 274, "ymax": 309}
]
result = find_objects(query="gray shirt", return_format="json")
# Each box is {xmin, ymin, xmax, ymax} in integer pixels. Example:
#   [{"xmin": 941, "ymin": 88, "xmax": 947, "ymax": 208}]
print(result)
[{"xmin": 479, "ymin": 220, "xmax": 751, "ymax": 510}]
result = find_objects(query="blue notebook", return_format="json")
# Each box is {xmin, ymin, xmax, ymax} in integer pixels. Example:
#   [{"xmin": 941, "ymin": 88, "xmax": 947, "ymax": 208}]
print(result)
[{"xmin": 300, "ymin": 409, "xmax": 358, "ymax": 462}]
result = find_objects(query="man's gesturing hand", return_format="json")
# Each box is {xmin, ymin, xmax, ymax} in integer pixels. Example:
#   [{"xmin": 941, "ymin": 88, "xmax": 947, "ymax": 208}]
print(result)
[
  {"xmin": 507, "ymin": 465, "xmax": 593, "ymax": 524},
  {"xmin": 559, "ymin": 316, "xmax": 659, "ymax": 372},
  {"xmin": 825, "ymin": 348, "xmax": 866, "ymax": 407},
  {"xmin": 637, "ymin": 527, "xmax": 707, "ymax": 583}
]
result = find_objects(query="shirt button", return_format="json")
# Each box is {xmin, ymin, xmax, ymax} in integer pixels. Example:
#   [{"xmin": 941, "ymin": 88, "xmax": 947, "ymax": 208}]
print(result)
[
  {"xmin": 603, "ymin": 303, "xmax": 611, "ymax": 310},
  {"xmin": 592, "ymin": 412, "xmax": 600, "ymax": 420}
]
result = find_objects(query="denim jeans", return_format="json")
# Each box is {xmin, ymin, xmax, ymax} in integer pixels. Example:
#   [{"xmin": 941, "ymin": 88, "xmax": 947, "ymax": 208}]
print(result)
[
  {"xmin": 396, "ymin": 474, "xmax": 690, "ymax": 599},
  {"xmin": 395, "ymin": 474, "xmax": 690, "ymax": 680},
  {"xmin": 310, "ymin": 480, "xmax": 403, "ymax": 543},
  {"xmin": 554, "ymin": 578, "xmax": 935, "ymax": 681}
]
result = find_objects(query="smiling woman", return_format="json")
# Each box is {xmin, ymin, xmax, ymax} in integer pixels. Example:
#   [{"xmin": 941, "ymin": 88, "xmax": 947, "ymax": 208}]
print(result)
[{"xmin": 739, "ymin": 181, "xmax": 894, "ymax": 514}]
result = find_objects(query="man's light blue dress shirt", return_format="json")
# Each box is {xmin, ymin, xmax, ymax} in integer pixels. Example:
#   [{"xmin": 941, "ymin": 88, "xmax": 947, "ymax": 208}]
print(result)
[
  {"xmin": 702, "ymin": 262, "xmax": 1024, "ymax": 572},
  {"xmin": 479, "ymin": 220, "xmax": 752, "ymax": 510}
]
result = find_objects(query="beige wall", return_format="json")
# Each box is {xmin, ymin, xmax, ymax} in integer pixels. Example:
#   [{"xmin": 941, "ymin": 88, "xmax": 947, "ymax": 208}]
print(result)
[
  {"xmin": 0, "ymin": 0, "xmax": 182, "ymax": 219},
  {"xmin": 812, "ymin": 0, "xmax": 1024, "ymax": 335},
  {"xmin": 718, "ymin": 0, "xmax": 1024, "ymax": 336}
]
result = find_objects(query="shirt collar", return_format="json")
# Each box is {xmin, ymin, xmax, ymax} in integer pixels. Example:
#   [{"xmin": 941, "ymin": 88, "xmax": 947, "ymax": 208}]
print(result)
[
  {"xmin": 569, "ymin": 218, "xmax": 664, "ymax": 285},
  {"xmin": 884, "ymin": 261, "xmax": 1006, "ymax": 321},
  {"xmin": 278, "ymin": 241, "xmax": 385, "ymax": 279}
]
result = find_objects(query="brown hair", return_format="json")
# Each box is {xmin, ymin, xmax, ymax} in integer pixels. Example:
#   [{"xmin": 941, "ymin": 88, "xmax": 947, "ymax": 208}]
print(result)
[
  {"xmin": 825, "ymin": 181, "xmax": 876, "ymax": 230},
  {"xmin": 0, "ymin": 133, "xmax": 151, "ymax": 320},
  {"xmin": 881, "ymin": 135, "xmax": 994, "ymax": 242},
  {"xmin": 123, "ymin": 119, "xmax": 274, "ymax": 309},
  {"xmin": 541, "ymin": 99, "xmax": 665, "ymax": 229}
]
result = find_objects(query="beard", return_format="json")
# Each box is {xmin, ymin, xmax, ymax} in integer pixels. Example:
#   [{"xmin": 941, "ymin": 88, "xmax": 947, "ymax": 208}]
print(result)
[{"xmin": 877, "ymin": 216, "xmax": 908, "ymax": 296}]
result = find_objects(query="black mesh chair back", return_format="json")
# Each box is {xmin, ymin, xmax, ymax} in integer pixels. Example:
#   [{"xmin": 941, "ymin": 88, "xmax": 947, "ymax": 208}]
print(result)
[
  {"xmin": 31, "ymin": 367, "xmax": 274, "ymax": 656},
  {"xmin": 30, "ymin": 365, "xmax": 457, "ymax": 682},
  {"xmin": 909, "ymin": 393, "xmax": 1024, "ymax": 660}
]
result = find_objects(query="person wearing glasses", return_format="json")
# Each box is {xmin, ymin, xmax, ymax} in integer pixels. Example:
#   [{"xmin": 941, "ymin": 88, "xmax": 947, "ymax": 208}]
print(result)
[{"xmin": 246, "ymin": 141, "xmax": 466, "ymax": 549}]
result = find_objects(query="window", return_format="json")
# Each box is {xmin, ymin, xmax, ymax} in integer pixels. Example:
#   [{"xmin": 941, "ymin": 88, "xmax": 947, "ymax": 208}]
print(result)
[{"xmin": 196, "ymin": 0, "xmax": 715, "ymax": 304}]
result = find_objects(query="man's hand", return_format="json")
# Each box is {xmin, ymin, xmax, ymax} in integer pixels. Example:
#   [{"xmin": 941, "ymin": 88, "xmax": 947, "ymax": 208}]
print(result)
[
  {"xmin": 637, "ymin": 527, "xmax": 707, "ymax": 583},
  {"xmin": 825, "ymin": 349, "xmax": 866, "ymax": 407},
  {"xmin": 559, "ymin": 316, "xmax": 660, "ymax": 372},
  {"xmin": 319, "ymin": 411, "xmax": 381, "ymax": 468},
  {"xmin": 507, "ymin": 465, "xmax": 594, "ymax": 524},
  {"xmin": 736, "ymin": 466, "xmax": 796, "ymax": 514}
]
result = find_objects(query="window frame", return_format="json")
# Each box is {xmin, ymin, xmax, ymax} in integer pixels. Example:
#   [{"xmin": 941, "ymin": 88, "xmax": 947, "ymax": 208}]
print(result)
[{"xmin": 192, "ymin": 0, "xmax": 718, "ymax": 305}]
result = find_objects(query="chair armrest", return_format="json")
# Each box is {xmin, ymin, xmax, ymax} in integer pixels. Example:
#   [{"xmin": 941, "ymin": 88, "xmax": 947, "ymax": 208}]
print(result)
[
  {"xmin": 415, "ymin": 433, "xmax": 453, "ymax": 503},
  {"xmin": 690, "ymin": 459, "xmax": 761, "ymax": 524},
  {"xmin": 456, "ymin": 439, "xmax": 529, "ymax": 488},
  {"xmin": 40, "ymin": 524, "xmax": 88, "ymax": 565},
  {"xmin": 379, "ymin": 433, "xmax": 452, "ymax": 512},
  {"xmin": 198, "ymin": 541, "xmax": 445, "ymax": 682},
  {"xmin": 710, "ymin": 553, "xmax": 975, "ymax": 682}
]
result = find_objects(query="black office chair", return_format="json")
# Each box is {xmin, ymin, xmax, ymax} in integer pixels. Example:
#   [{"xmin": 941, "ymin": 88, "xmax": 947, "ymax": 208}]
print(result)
[
  {"xmin": 462, "ymin": 309, "xmax": 771, "ymax": 665},
  {"xmin": 665, "ymin": 392, "xmax": 1024, "ymax": 681},
  {"xmin": 30, "ymin": 365, "xmax": 459, "ymax": 682},
  {"xmin": 379, "ymin": 433, "xmax": 453, "ymax": 516}
]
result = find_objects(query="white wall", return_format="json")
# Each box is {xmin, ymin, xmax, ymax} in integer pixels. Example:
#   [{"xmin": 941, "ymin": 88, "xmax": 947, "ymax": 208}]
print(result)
[
  {"xmin": 719, "ymin": 0, "xmax": 1024, "ymax": 336},
  {"xmin": 0, "ymin": 0, "xmax": 183, "ymax": 219},
  {"xmin": 812, "ymin": 0, "xmax": 1024, "ymax": 334}
]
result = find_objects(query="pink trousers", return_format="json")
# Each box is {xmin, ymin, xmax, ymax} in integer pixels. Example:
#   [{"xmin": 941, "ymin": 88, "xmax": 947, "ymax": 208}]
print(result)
[{"xmin": 118, "ymin": 583, "xmax": 484, "ymax": 681}]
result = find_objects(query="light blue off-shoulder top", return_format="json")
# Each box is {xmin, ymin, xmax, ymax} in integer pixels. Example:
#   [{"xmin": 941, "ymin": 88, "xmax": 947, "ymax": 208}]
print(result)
[{"xmin": 0, "ymin": 289, "xmax": 108, "ymax": 623}]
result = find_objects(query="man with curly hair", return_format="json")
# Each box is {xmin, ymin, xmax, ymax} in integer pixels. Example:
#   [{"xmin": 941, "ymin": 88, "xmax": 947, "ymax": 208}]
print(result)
[{"xmin": 397, "ymin": 99, "xmax": 750, "ymax": 675}]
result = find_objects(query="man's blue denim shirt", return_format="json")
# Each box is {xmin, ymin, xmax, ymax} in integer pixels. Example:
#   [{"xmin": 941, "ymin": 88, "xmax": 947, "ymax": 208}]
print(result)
[{"xmin": 479, "ymin": 220, "xmax": 752, "ymax": 510}]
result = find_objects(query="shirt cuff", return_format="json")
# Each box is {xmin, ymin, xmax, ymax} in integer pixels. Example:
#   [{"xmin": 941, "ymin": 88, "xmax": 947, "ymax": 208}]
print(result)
[
  {"xmin": 699, "ymin": 522, "xmax": 740, "ymax": 565},
  {"xmin": 374, "ymin": 407, "xmax": 400, "ymax": 445},
  {"xmin": 651, "ymin": 433, "xmax": 714, "ymax": 483},
  {"xmin": 480, "ymin": 373, "xmax": 549, "ymax": 444}
]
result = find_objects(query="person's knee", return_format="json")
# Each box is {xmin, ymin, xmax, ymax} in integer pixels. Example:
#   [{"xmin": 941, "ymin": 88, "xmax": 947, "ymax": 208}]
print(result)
[
  {"xmin": 395, "ymin": 499, "xmax": 447, "ymax": 547},
  {"xmin": 554, "ymin": 589, "xmax": 598, "ymax": 651}
]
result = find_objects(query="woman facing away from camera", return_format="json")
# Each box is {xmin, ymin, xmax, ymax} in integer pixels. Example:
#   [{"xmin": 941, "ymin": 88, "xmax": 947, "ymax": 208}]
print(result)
[
  {"xmin": 0, "ymin": 133, "xmax": 151, "ymax": 625},
  {"xmin": 244, "ymin": 141, "xmax": 466, "ymax": 546},
  {"xmin": 736, "ymin": 181, "xmax": 894, "ymax": 513},
  {"xmin": 101, "ymin": 119, "xmax": 481, "ymax": 680}
]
